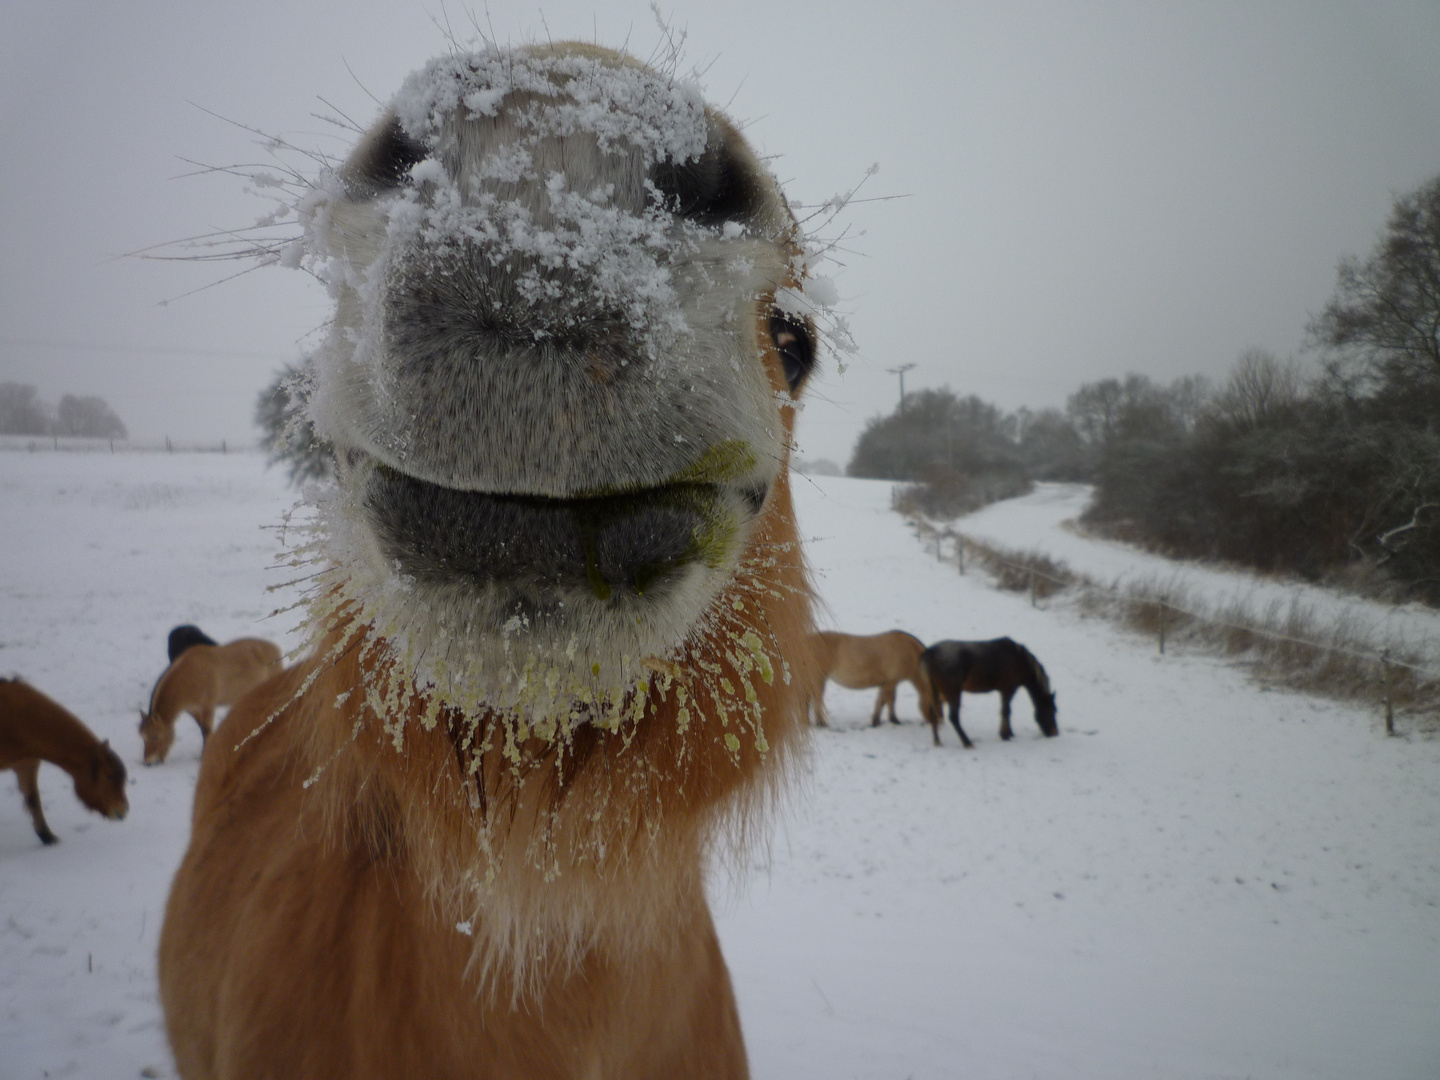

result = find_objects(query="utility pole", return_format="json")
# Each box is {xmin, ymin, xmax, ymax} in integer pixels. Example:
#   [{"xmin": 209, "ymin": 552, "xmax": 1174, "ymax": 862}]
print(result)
[{"xmin": 887, "ymin": 363, "xmax": 916, "ymax": 410}]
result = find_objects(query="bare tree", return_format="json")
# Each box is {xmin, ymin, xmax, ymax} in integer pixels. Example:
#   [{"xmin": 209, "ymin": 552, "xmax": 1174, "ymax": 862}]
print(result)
[
  {"xmin": 1310, "ymin": 174, "xmax": 1440, "ymax": 383},
  {"xmin": 1209, "ymin": 349, "xmax": 1304, "ymax": 430}
]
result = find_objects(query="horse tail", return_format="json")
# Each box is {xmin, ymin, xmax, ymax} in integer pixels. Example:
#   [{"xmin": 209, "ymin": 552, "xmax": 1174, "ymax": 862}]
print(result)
[{"xmin": 912, "ymin": 652, "xmax": 940, "ymax": 725}]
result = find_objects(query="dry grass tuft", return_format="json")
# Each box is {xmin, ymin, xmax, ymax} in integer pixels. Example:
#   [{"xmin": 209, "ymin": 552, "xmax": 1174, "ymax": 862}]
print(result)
[{"xmin": 904, "ymin": 514, "xmax": 1440, "ymax": 735}]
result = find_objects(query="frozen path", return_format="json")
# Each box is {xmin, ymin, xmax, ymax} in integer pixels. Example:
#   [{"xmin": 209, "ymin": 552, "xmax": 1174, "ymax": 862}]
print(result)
[
  {"xmin": 1, "ymin": 458, "xmax": 1437, "ymax": 1079},
  {"xmin": 958, "ymin": 482, "xmax": 1440, "ymax": 667}
]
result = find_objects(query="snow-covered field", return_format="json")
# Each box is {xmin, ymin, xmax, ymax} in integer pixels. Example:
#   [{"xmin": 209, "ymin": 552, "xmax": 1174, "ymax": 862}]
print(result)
[{"xmin": 2, "ymin": 454, "xmax": 1437, "ymax": 1079}]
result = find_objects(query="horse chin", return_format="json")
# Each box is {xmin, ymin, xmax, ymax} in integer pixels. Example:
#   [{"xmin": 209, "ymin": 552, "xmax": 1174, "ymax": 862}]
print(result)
[{"xmin": 324, "ymin": 448, "xmax": 764, "ymax": 708}]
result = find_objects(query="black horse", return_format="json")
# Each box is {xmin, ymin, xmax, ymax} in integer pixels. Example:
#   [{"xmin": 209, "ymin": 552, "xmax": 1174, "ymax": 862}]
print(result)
[
  {"xmin": 167, "ymin": 624, "xmax": 218, "ymax": 664},
  {"xmin": 916, "ymin": 638, "xmax": 1058, "ymax": 748}
]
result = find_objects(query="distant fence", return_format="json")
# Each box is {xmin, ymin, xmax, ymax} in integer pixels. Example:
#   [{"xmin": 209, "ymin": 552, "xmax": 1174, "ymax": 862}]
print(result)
[
  {"xmin": 906, "ymin": 513, "xmax": 1440, "ymax": 734},
  {"xmin": 0, "ymin": 435, "xmax": 256, "ymax": 455}
]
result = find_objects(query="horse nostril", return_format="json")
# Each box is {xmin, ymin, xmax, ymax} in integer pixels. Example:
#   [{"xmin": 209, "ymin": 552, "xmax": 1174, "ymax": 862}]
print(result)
[{"xmin": 741, "ymin": 485, "xmax": 767, "ymax": 516}]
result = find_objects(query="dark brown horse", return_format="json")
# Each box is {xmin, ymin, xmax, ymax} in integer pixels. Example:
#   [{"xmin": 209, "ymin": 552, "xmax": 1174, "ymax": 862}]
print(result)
[
  {"xmin": 0, "ymin": 678, "xmax": 129, "ymax": 844},
  {"xmin": 915, "ymin": 638, "xmax": 1058, "ymax": 748}
]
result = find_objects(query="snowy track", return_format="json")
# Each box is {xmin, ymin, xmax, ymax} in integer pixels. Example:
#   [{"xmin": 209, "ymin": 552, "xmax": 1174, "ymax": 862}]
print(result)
[{"xmin": 1, "ymin": 457, "xmax": 1437, "ymax": 1079}]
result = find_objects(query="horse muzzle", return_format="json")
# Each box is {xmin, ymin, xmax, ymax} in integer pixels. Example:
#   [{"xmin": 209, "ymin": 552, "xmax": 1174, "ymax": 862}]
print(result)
[{"xmin": 360, "ymin": 458, "xmax": 765, "ymax": 610}]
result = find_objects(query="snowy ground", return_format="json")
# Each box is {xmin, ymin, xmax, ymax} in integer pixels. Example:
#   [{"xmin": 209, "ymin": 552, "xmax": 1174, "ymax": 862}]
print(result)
[{"xmin": 2, "ymin": 455, "xmax": 1437, "ymax": 1079}]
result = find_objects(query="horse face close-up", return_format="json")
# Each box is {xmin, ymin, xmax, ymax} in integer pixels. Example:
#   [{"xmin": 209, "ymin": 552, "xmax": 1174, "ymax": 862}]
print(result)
[
  {"xmin": 158, "ymin": 45, "xmax": 827, "ymax": 1078},
  {"xmin": 305, "ymin": 44, "xmax": 816, "ymax": 715}
]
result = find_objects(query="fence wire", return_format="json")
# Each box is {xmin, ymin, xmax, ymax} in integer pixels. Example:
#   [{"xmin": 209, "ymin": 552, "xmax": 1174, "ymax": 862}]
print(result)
[{"xmin": 908, "ymin": 517, "xmax": 1440, "ymax": 685}]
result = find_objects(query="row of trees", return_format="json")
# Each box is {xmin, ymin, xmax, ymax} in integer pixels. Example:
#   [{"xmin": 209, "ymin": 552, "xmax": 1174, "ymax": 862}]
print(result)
[
  {"xmin": 1078, "ymin": 181, "xmax": 1440, "ymax": 602},
  {"xmin": 852, "ymin": 173, "xmax": 1440, "ymax": 605},
  {"xmin": 0, "ymin": 382, "xmax": 127, "ymax": 439}
]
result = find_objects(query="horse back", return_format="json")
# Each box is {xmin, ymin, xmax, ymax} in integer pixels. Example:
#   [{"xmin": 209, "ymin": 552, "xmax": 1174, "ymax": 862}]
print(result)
[
  {"xmin": 155, "ymin": 639, "xmax": 282, "ymax": 716},
  {"xmin": 0, "ymin": 678, "xmax": 98, "ymax": 770},
  {"xmin": 210, "ymin": 639, "xmax": 285, "ymax": 704},
  {"xmin": 163, "ymin": 664, "xmax": 748, "ymax": 1080},
  {"xmin": 924, "ymin": 637, "xmax": 1043, "ymax": 695},
  {"xmin": 821, "ymin": 630, "xmax": 924, "ymax": 689}
]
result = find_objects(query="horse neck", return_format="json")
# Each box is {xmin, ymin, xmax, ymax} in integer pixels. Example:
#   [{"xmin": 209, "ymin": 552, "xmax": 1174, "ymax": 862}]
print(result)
[
  {"xmin": 1016, "ymin": 650, "xmax": 1049, "ymax": 703},
  {"xmin": 14, "ymin": 688, "xmax": 102, "ymax": 777},
  {"xmin": 150, "ymin": 656, "xmax": 199, "ymax": 721}
]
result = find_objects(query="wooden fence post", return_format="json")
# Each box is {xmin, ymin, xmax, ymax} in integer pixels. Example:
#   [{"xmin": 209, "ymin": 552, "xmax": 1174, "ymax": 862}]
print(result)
[
  {"xmin": 1381, "ymin": 649, "xmax": 1395, "ymax": 736},
  {"xmin": 1157, "ymin": 600, "xmax": 1167, "ymax": 655}
]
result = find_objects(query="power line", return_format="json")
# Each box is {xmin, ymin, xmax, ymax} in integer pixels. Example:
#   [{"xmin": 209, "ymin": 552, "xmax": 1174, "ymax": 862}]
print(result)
[{"xmin": 0, "ymin": 336, "xmax": 294, "ymax": 362}]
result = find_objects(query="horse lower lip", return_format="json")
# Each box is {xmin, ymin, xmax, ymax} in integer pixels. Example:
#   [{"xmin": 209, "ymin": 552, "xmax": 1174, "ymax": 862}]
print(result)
[{"xmin": 364, "ymin": 465, "xmax": 742, "ymax": 598}]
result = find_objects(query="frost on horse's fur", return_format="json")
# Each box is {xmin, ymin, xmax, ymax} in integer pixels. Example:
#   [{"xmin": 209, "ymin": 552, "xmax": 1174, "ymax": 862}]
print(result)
[
  {"xmin": 284, "ymin": 45, "xmax": 809, "ymax": 742},
  {"xmin": 161, "ymin": 40, "xmax": 840, "ymax": 1080}
]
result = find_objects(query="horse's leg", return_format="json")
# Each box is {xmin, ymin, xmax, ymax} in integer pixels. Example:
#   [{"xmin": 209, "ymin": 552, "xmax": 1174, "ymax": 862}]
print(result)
[
  {"xmin": 999, "ymin": 689, "xmax": 1014, "ymax": 741},
  {"xmin": 885, "ymin": 682, "xmax": 901, "ymax": 724},
  {"xmin": 869, "ymin": 686, "xmax": 885, "ymax": 727},
  {"xmin": 195, "ymin": 705, "xmax": 216, "ymax": 746},
  {"xmin": 927, "ymin": 692, "xmax": 942, "ymax": 745},
  {"xmin": 811, "ymin": 693, "xmax": 827, "ymax": 727},
  {"xmin": 947, "ymin": 694, "xmax": 974, "ymax": 749},
  {"xmin": 14, "ymin": 760, "xmax": 58, "ymax": 845}
]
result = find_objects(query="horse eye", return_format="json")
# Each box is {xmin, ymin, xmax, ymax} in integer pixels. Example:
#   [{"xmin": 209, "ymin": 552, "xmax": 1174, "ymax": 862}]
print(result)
[
  {"xmin": 345, "ymin": 116, "xmax": 429, "ymax": 196},
  {"xmin": 769, "ymin": 315, "xmax": 815, "ymax": 393}
]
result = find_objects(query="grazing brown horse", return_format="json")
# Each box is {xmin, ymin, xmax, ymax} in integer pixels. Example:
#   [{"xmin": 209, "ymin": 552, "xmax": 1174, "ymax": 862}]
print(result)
[
  {"xmin": 167, "ymin": 624, "xmax": 218, "ymax": 663},
  {"xmin": 809, "ymin": 630, "xmax": 925, "ymax": 726},
  {"xmin": 139, "ymin": 637, "xmax": 283, "ymax": 764},
  {"xmin": 160, "ymin": 42, "xmax": 825, "ymax": 1080},
  {"xmin": 0, "ymin": 678, "xmax": 128, "ymax": 844},
  {"xmin": 916, "ymin": 638, "xmax": 1058, "ymax": 748}
]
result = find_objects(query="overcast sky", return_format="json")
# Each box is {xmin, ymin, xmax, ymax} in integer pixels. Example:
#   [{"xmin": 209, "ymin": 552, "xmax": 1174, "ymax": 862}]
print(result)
[{"xmin": 3, "ymin": 1, "xmax": 1439, "ymax": 465}]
